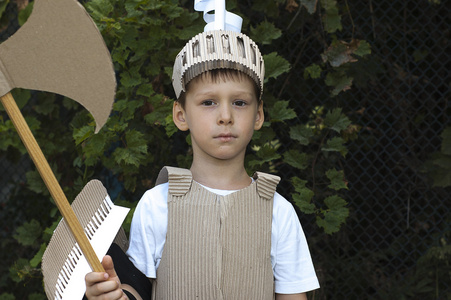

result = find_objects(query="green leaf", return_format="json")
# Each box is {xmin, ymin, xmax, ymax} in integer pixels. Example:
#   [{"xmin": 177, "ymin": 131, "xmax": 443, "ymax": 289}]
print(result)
[
  {"xmin": 120, "ymin": 71, "xmax": 143, "ymax": 88},
  {"xmin": 324, "ymin": 194, "xmax": 348, "ymax": 210},
  {"xmin": 18, "ymin": 1, "xmax": 33, "ymax": 26},
  {"xmin": 250, "ymin": 21, "xmax": 282, "ymax": 45},
  {"xmin": 13, "ymin": 219, "xmax": 42, "ymax": 246},
  {"xmin": 323, "ymin": 13, "xmax": 342, "ymax": 33},
  {"xmin": 317, "ymin": 195, "xmax": 349, "ymax": 234},
  {"xmin": 86, "ymin": 0, "xmax": 115, "ymax": 20},
  {"xmin": 322, "ymin": 136, "xmax": 348, "ymax": 156},
  {"xmin": 73, "ymin": 125, "xmax": 94, "ymax": 146},
  {"xmin": 289, "ymin": 125, "xmax": 314, "ymax": 145},
  {"xmin": 326, "ymin": 168, "xmax": 348, "ymax": 190},
  {"xmin": 440, "ymin": 127, "xmax": 451, "ymax": 155},
  {"xmin": 113, "ymin": 99, "xmax": 131, "ymax": 113},
  {"xmin": 164, "ymin": 114, "xmax": 178, "ymax": 137},
  {"xmin": 112, "ymin": 48, "xmax": 130, "ymax": 67},
  {"xmin": 30, "ymin": 243, "xmax": 47, "ymax": 268},
  {"xmin": 256, "ymin": 144, "xmax": 281, "ymax": 160},
  {"xmin": 284, "ymin": 149, "xmax": 310, "ymax": 170},
  {"xmin": 33, "ymin": 97, "xmax": 59, "ymax": 116},
  {"xmin": 263, "ymin": 52, "xmax": 291, "ymax": 81},
  {"xmin": 304, "ymin": 64, "xmax": 322, "ymax": 79},
  {"xmin": 321, "ymin": 42, "xmax": 357, "ymax": 67},
  {"xmin": 114, "ymin": 98, "xmax": 143, "ymax": 121},
  {"xmin": 354, "ymin": 40, "xmax": 372, "ymax": 57},
  {"xmin": 268, "ymin": 101, "xmax": 296, "ymax": 122},
  {"xmin": 430, "ymin": 167, "xmax": 451, "ymax": 188},
  {"xmin": 9, "ymin": 258, "xmax": 29, "ymax": 283},
  {"xmin": 83, "ymin": 133, "xmax": 107, "ymax": 166},
  {"xmin": 430, "ymin": 154, "xmax": 451, "ymax": 169},
  {"xmin": 126, "ymin": 130, "xmax": 148, "ymax": 153},
  {"xmin": 144, "ymin": 96, "xmax": 173, "ymax": 126},
  {"xmin": 124, "ymin": 1, "xmax": 143, "ymax": 18},
  {"xmin": 26, "ymin": 170, "xmax": 48, "ymax": 195},
  {"xmin": 252, "ymin": 126, "xmax": 276, "ymax": 145},
  {"xmin": 174, "ymin": 24, "xmax": 204, "ymax": 40},
  {"xmin": 136, "ymin": 83, "xmax": 154, "ymax": 97},
  {"xmin": 325, "ymin": 71, "xmax": 353, "ymax": 96},
  {"xmin": 291, "ymin": 177, "xmax": 315, "ymax": 214},
  {"xmin": 323, "ymin": 108, "xmax": 352, "ymax": 132},
  {"xmin": 0, "ymin": 117, "xmax": 29, "ymax": 152},
  {"xmin": 251, "ymin": 0, "xmax": 281, "ymax": 18},
  {"xmin": 112, "ymin": 130, "xmax": 148, "ymax": 167},
  {"xmin": 248, "ymin": 144, "xmax": 281, "ymax": 168},
  {"xmin": 320, "ymin": 0, "xmax": 342, "ymax": 33},
  {"xmin": 43, "ymin": 221, "xmax": 60, "ymax": 241},
  {"xmin": 342, "ymin": 124, "xmax": 361, "ymax": 142},
  {"xmin": 292, "ymin": 176, "xmax": 309, "ymax": 194},
  {"xmin": 62, "ymin": 97, "xmax": 82, "ymax": 110},
  {"xmin": 293, "ymin": 192, "xmax": 316, "ymax": 214},
  {"xmin": 162, "ymin": 3, "xmax": 184, "ymax": 19},
  {"xmin": 113, "ymin": 147, "xmax": 140, "ymax": 167}
]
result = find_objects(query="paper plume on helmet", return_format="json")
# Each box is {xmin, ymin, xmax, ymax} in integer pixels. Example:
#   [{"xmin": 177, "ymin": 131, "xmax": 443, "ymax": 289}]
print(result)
[{"xmin": 172, "ymin": 0, "xmax": 265, "ymax": 99}]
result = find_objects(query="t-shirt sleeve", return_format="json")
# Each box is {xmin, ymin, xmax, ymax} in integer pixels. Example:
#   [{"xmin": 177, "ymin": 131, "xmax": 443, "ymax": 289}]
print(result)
[
  {"xmin": 126, "ymin": 184, "xmax": 168, "ymax": 279},
  {"xmin": 272, "ymin": 193, "xmax": 320, "ymax": 294}
]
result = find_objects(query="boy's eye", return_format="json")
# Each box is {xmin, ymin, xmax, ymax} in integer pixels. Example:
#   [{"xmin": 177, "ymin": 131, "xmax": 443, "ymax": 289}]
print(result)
[
  {"xmin": 233, "ymin": 100, "xmax": 247, "ymax": 107},
  {"xmin": 201, "ymin": 100, "xmax": 215, "ymax": 106}
]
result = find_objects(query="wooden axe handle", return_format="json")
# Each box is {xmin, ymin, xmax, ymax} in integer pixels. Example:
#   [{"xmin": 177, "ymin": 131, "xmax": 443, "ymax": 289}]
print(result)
[{"xmin": 1, "ymin": 92, "xmax": 104, "ymax": 273}]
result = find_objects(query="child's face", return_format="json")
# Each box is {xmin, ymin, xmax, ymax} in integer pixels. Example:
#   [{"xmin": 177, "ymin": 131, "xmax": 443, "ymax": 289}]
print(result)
[{"xmin": 173, "ymin": 74, "xmax": 264, "ymax": 163}]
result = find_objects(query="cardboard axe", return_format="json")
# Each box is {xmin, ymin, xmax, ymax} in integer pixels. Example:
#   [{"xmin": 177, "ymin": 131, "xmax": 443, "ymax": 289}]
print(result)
[{"xmin": 0, "ymin": 0, "xmax": 116, "ymax": 272}]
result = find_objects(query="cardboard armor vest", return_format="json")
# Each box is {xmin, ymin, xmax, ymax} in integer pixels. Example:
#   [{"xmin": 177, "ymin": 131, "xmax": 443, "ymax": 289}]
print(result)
[{"xmin": 153, "ymin": 166, "xmax": 280, "ymax": 300}]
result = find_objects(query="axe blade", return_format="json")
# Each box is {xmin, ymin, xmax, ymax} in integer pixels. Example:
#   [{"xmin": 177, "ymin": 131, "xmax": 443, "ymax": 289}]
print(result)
[
  {"xmin": 0, "ymin": 0, "xmax": 116, "ymax": 133},
  {"xmin": 42, "ymin": 180, "xmax": 129, "ymax": 300}
]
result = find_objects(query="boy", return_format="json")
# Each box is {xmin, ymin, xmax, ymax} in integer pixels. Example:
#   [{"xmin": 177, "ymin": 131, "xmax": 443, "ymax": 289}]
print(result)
[{"xmin": 85, "ymin": 27, "xmax": 319, "ymax": 300}]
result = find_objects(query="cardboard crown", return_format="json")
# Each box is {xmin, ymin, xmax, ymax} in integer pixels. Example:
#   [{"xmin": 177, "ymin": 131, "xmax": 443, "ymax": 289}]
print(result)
[{"xmin": 172, "ymin": 30, "xmax": 265, "ymax": 99}]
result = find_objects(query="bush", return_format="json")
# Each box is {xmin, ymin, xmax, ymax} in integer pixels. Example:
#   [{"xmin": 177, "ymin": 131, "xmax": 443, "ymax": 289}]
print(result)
[{"xmin": 0, "ymin": 0, "xmax": 371, "ymax": 297}]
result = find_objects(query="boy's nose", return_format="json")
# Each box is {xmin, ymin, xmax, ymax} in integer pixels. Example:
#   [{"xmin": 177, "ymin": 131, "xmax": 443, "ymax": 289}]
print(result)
[{"xmin": 218, "ymin": 105, "xmax": 233, "ymax": 125}]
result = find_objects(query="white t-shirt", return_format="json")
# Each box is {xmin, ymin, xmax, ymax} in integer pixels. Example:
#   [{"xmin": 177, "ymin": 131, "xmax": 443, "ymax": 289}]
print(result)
[{"xmin": 127, "ymin": 182, "xmax": 320, "ymax": 294}]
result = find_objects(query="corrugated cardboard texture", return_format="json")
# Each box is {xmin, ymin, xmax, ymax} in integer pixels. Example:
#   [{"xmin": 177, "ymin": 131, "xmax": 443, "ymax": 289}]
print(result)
[
  {"xmin": 155, "ymin": 167, "xmax": 279, "ymax": 300},
  {"xmin": 42, "ymin": 180, "xmax": 109, "ymax": 299},
  {"xmin": 0, "ymin": 0, "xmax": 115, "ymax": 133},
  {"xmin": 41, "ymin": 180, "xmax": 129, "ymax": 300},
  {"xmin": 172, "ymin": 30, "xmax": 264, "ymax": 99}
]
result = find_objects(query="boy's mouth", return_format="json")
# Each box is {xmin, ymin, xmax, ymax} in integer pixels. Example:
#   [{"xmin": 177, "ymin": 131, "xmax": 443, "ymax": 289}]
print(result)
[{"xmin": 215, "ymin": 133, "xmax": 236, "ymax": 141}]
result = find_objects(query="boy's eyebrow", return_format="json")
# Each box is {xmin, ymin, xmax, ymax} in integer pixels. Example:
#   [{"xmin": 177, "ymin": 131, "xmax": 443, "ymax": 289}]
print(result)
[{"xmin": 192, "ymin": 89, "xmax": 256, "ymax": 99}]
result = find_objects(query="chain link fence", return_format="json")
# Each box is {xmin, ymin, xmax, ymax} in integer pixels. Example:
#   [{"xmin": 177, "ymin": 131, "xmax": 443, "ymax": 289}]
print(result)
[
  {"xmin": 1, "ymin": 0, "xmax": 450, "ymax": 299},
  {"xmin": 272, "ymin": 0, "xmax": 451, "ymax": 298}
]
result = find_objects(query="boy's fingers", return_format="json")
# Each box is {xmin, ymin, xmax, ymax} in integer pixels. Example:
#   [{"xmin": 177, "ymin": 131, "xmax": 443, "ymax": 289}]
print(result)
[
  {"xmin": 101, "ymin": 255, "xmax": 129, "ymax": 299},
  {"xmin": 85, "ymin": 273, "xmax": 120, "ymax": 299},
  {"xmin": 102, "ymin": 255, "xmax": 119, "ymax": 282},
  {"xmin": 85, "ymin": 255, "xmax": 127, "ymax": 299},
  {"xmin": 94, "ymin": 280, "xmax": 120, "ymax": 294},
  {"xmin": 85, "ymin": 271, "xmax": 108, "ymax": 287}
]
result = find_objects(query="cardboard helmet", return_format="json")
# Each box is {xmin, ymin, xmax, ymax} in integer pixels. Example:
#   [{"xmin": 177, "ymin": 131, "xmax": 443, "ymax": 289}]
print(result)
[{"xmin": 172, "ymin": 0, "xmax": 265, "ymax": 99}]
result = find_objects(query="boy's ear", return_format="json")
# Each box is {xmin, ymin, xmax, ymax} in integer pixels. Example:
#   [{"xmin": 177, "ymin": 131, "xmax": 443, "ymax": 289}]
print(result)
[
  {"xmin": 254, "ymin": 102, "xmax": 264, "ymax": 130},
  {"xmin": 173, "ymin": 101, "xmax": 189, "ymax": 131}
]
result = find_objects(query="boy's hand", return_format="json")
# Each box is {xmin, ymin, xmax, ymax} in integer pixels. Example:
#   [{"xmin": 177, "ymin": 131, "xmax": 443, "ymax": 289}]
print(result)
[{"xmin": 85, "ymin": 255, "xmax": 128, "ymax": 300}]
